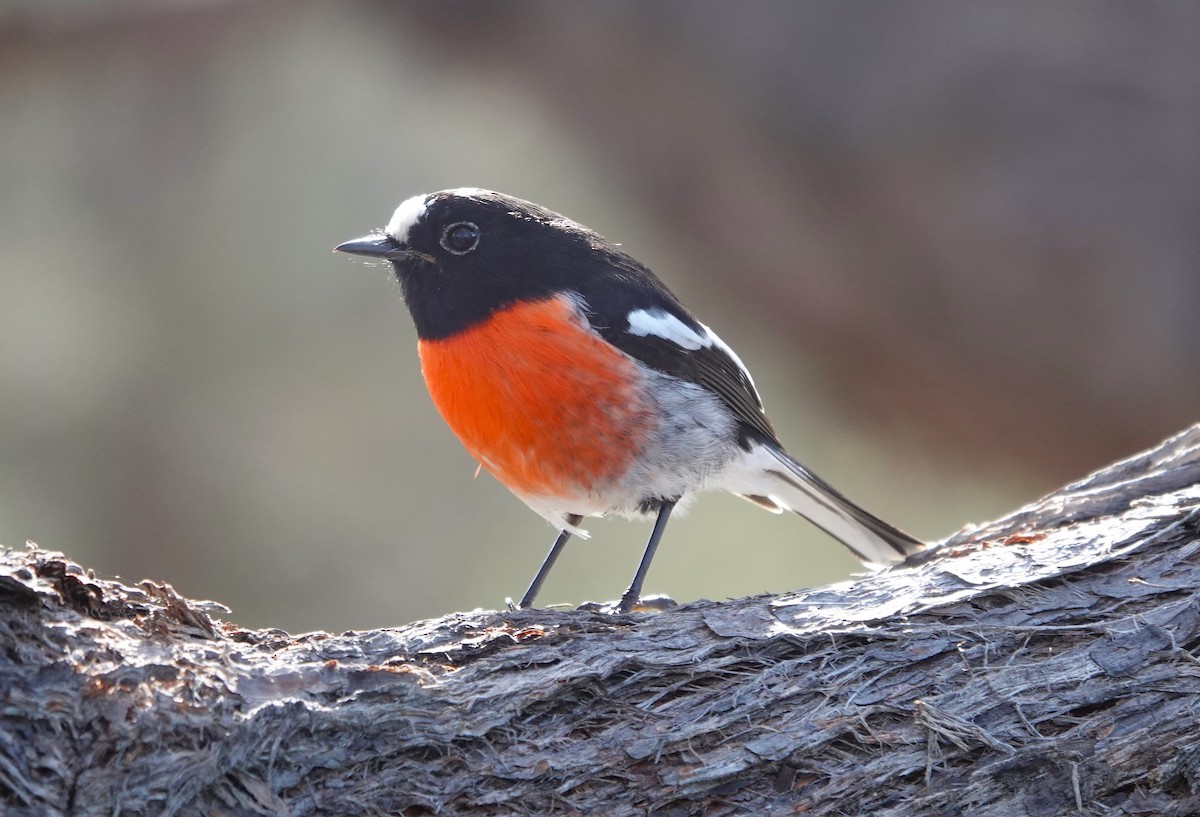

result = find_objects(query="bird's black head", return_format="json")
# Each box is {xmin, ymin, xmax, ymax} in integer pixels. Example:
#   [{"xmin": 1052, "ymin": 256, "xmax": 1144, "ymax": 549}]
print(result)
[{"xmin": 336, "ymin": 189, "xmax": 630, "ymax": 340}]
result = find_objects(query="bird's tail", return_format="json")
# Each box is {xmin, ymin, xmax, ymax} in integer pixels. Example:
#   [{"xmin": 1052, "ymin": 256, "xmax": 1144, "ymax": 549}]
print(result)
[{"xmin": 732, "ymin": 444, "xmax": 925, "ymax": 567}]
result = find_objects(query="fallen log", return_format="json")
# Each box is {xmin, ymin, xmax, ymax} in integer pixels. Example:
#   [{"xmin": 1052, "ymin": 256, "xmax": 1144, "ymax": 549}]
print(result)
[{"xmin": 3, "ymin": 426, "xmax": 1200, "ymax": 816}]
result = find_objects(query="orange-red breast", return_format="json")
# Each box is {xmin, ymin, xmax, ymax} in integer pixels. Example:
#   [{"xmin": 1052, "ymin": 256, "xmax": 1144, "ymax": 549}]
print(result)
[{"xmin": 336, "ymin": 189, "xmax": 923, "ymax": 611}]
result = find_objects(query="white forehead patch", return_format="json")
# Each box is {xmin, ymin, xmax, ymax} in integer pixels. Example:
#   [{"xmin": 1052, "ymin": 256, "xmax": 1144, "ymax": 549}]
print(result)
[
  {"xmin": 385, "ymin": 194, "xmax": 431, "ymax": 244},
  {"xmin": 627, "ymin": 308, "xmax": 712, "ymax": 351},
  {"xmin": 385, "ymin": 189, "xmax": 499, "ymax": 244}
]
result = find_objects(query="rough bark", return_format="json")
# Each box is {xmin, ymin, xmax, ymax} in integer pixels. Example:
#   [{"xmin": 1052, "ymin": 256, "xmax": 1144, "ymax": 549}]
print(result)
[{"xmin": 4, "ymin": 427, "xmax": 1200, "ymax": 817}]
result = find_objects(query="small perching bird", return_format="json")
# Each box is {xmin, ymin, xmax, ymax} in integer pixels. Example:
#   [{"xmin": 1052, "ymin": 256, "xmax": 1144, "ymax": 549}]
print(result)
[{"xmin": 336, "ymin": 189, "xmax": 923, "ymax": 612}]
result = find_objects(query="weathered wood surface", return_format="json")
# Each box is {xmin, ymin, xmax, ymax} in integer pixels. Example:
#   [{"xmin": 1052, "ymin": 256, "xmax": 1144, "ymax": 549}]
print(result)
[{"xmin": 4, "ymin": 426, "xmax": 1200, "ymax": 816}]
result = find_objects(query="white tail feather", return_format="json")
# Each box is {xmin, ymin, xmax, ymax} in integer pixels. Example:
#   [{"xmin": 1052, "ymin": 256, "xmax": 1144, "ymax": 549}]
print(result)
[{"xmin": 723, "ymin": 444, "xmax": 924, "ymax": 566}]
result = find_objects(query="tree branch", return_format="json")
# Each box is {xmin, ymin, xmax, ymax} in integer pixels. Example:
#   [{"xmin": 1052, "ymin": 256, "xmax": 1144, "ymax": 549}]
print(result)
[{"xmin": 5, "ymin": 426, "xmax": 1200, "ymax": 816}]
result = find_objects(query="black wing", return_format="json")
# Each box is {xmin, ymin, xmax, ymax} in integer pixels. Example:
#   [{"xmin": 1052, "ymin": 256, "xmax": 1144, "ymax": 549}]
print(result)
[
  {"xmin": 575, "ymin": 252, "xmax": 778, "ymax": 449},
  {"xmin": 607, "ymin": 324, "xmax": 779, "ymax": 449}
]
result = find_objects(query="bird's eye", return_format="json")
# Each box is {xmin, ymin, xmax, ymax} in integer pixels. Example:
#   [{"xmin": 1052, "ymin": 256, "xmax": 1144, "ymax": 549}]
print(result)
[{"xmin": 440, "ymin": 222, "xmax": 481, "ymax": 255}]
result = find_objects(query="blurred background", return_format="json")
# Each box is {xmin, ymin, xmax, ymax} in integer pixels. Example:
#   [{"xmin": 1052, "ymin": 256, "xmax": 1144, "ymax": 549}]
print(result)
[{"xmin": 2, "ymin": 2, "xmax": 1198, "ymax": 632}]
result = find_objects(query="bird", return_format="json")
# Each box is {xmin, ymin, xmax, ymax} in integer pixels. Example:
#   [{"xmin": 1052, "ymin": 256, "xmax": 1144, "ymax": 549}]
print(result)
[{"xmin": 335, "ymin": 188, "xmax": 923, "ymax": 612}]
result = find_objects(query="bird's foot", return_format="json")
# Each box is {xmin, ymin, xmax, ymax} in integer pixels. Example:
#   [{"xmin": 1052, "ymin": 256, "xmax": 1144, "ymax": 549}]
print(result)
[{"xmin": 576, "ymin": 594, "xmax": 678, "ymax": 614}]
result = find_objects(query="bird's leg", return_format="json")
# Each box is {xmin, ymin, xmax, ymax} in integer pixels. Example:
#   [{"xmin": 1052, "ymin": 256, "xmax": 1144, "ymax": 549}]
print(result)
[
  {"xmin": 515, "ymin": 513, "xmax": 583, "ymax": 609},
  {"xmin": 617, "ymin": 500, "xmax": 677, "ymax": 613}
]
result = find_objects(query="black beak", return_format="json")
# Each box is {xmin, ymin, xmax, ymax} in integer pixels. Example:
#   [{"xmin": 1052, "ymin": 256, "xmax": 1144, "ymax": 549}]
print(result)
[{"xmin": 334, "ymin": 234, "xmax": 407, "ymax": 260}]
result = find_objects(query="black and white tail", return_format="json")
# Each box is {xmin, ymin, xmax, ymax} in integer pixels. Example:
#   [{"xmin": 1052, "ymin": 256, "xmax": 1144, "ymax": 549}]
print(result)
[{"xmin": 727, "ymin": 443, "xmax": 925, "ymax": 567}]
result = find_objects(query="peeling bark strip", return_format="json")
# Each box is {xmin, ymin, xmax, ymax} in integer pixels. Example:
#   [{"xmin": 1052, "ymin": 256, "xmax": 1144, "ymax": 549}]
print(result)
[{"xmin": 4, "ymin": 428, "xmax": 1200, "ymax": 816}]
